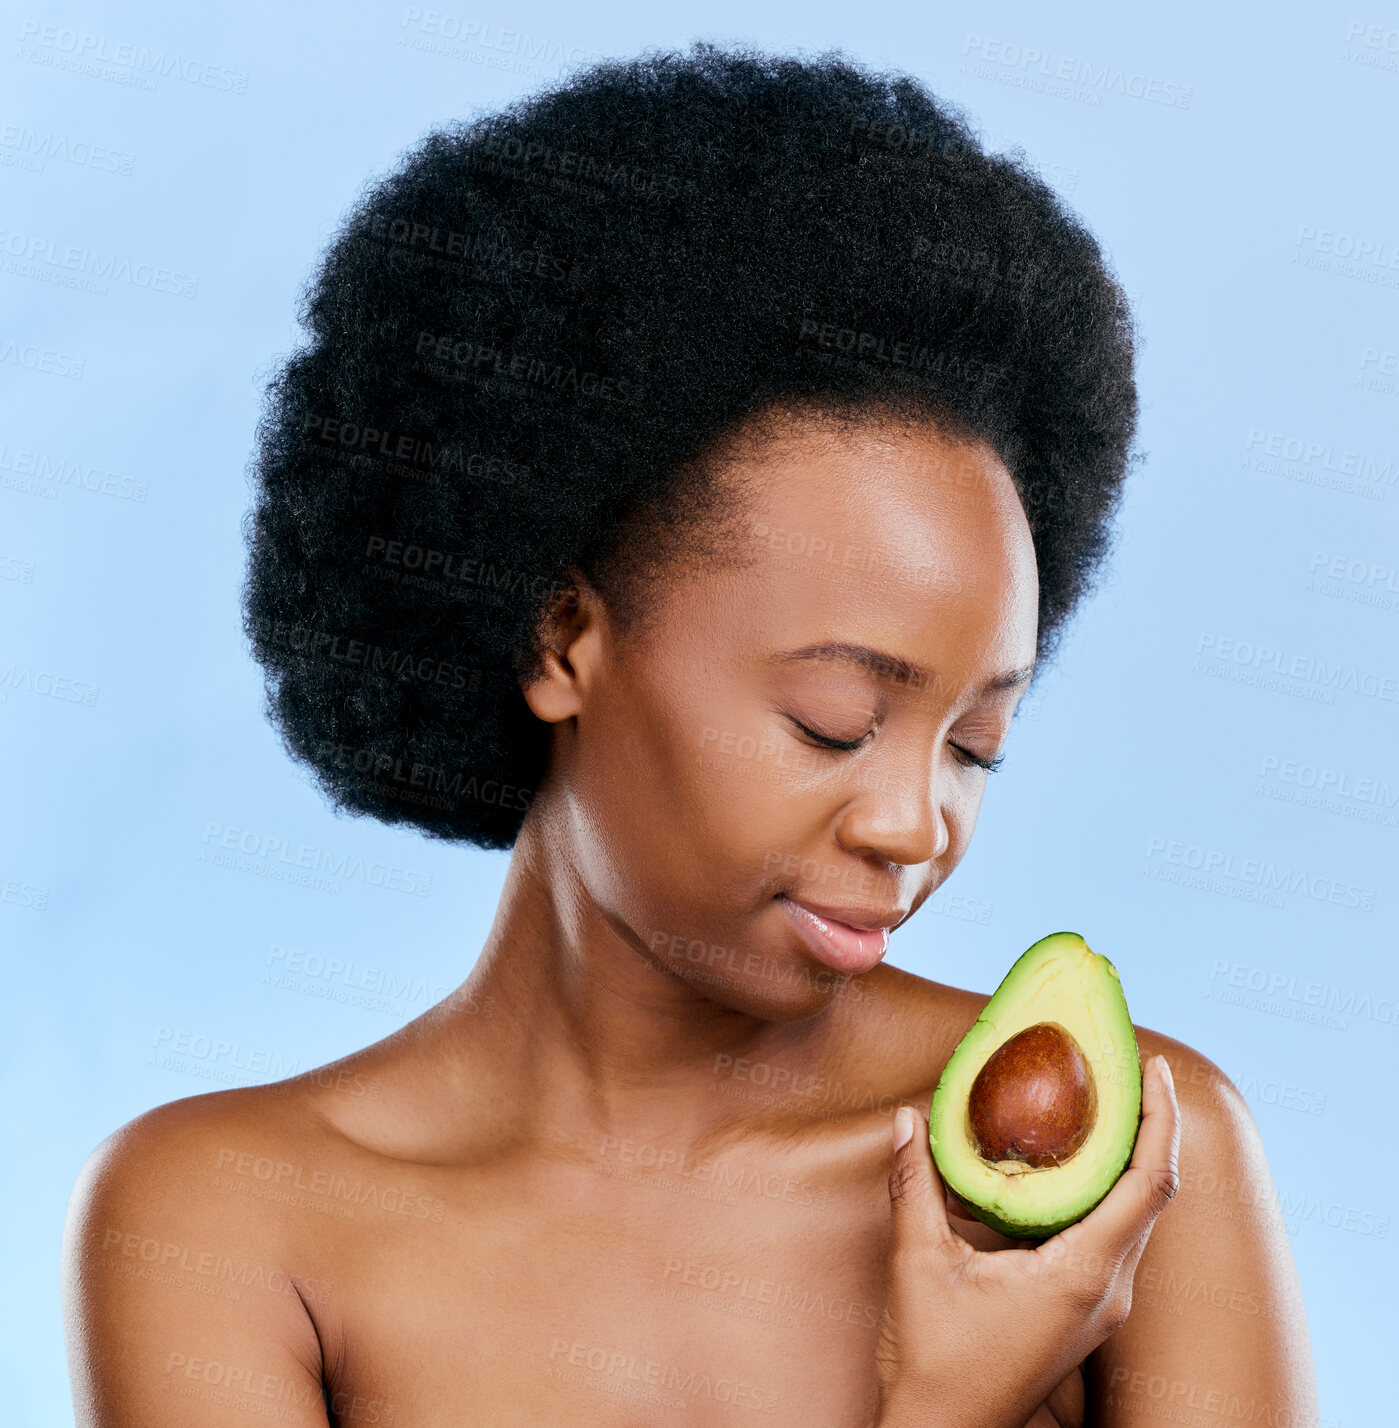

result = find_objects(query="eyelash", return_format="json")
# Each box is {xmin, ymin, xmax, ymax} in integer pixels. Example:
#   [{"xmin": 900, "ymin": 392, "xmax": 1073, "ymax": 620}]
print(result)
[
  {"xmin": 792, "ymin": 720, "xmax": 867, "ymax": 753},
  {"xmin": 954, "ymin": 747, "xmax": 1005, "ymax": 774},
  {"xmin": 789, "ymin": 719, "xmax": 1005, "ymax": 773}
]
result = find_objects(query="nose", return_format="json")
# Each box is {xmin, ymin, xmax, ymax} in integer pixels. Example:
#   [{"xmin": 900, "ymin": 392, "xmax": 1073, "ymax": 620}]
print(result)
[{"xmin": 832, "ymin": 755, "xmax": 951, "ymax": 869}]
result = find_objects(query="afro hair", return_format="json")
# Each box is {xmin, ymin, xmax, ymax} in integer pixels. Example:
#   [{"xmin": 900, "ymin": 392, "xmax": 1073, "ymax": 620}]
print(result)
[{"xmin": 241, "ymin": 40, "xmax": 1140, "ymax": 850}]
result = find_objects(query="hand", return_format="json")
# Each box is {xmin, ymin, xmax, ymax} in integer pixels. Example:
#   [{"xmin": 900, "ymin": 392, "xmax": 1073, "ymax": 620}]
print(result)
[{"xmin": 873, "ymin": 1053, "xmax": 1181, "ymax": 1428}]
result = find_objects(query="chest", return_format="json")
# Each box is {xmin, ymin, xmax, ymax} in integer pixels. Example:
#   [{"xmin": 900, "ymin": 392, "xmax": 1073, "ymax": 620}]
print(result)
[{"xmin": 322, "ymin": 1152, "xmax": 891, "ymax": 1426}]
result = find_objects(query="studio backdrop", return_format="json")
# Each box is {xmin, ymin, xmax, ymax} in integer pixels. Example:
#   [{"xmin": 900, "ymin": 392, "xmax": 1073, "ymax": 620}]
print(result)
[{"xmin": 3, "ymin": 2, "xmax": 1396, "ymax": 1423}]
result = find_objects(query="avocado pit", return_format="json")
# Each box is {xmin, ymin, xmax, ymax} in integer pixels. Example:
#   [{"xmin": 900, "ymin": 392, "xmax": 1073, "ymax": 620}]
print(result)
[{"xmin": 968, "ymin": 1021, "xmax": 1096, "ymax": 1170}]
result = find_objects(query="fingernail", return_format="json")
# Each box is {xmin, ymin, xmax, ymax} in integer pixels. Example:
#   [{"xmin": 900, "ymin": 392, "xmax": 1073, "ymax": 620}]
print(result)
[
  {"xmin": 892, "ymin": 1105, "xmax": 914, "ymax": 1151},
  {"xmin": 1155, "ymin": 1055, "xmax": 1174, "ymax": 1091}
]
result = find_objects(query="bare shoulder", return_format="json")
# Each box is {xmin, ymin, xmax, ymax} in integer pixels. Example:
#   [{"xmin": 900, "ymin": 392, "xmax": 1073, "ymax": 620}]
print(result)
[
  {"xmin": 1129, "ymin": 1021, "xmax": 1285, "ymax": 1223},
  {"xmin": 63, "ymin": 1013, "xmax": 470, "ymax": 1259},
  {"xmin": 1126, "ymin": 1021, "xmax": 1283, "ymax": 1240},
  {"xmin": 61, "ymin": 1081, "xmax": 343, "ymax": 1426},
  {"xmin": 1088, "ymin": 1022, "xmax": 1318, "ymax": 1423},
  {"xmin": 1131, "ymin": 1023, "xmax": 1253, "ymax": 1136},
  {"xmin": 71, "ymin": 1083, "xmax": 292, "ymax": 1231},
  {"xmin": 65, "ymin": 1060, "xmax": 375, "ymax": 1244},
  {"xmin": 60, "ymin": 1020, "xmax": 476, "ymax": 1427}
]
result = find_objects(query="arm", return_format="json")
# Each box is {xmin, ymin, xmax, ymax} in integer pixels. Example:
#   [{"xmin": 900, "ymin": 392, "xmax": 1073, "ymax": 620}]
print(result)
[
  {"xmin": 1087, "ymin": 1042, "xmax": 1319, "ymax": 1426},
  {"xmin": 61, "ymin": 1101, "xmax": 333, "ymax": 1428}
]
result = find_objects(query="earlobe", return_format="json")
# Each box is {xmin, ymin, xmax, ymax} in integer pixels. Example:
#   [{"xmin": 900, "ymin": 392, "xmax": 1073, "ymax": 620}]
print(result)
[
  {"xmin": 518, "ymin": 568, "xmax": 599, "ymax": 724},
  {"xmin": 519, "ymin": 648, "xmax": 584, "ymax": 723}
]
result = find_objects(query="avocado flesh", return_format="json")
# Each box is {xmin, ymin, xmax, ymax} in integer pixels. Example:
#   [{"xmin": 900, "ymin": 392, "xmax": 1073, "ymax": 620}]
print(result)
[{"xmin": 929, "ymin": 932, "xmax": 1142, "ymax": 1239}]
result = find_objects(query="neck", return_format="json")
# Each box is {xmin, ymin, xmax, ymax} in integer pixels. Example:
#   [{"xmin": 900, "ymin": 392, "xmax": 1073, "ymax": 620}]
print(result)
[{"xmin": 438, "ymin": 802, "xmax": 849, "ymax": 1149}]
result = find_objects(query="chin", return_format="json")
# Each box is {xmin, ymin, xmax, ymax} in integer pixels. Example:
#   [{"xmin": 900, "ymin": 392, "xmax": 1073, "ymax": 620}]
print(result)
[{"xmin": 644, "ymin": 917, "xmax": 852, "ymax": 1021}]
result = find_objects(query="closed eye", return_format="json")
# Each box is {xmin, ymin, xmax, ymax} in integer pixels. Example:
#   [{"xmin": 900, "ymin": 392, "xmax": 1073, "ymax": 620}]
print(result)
[
  {"xmin": 787, "ymin": 716, "xmax": 869, "ymax": 753},
  {"xmin": 952, "ymin": 744, "xmax": 1005, "ymax": 773}
]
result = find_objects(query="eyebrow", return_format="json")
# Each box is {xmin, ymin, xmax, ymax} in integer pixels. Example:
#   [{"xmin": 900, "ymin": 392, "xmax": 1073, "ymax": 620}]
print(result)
[{"xmin": 768, "ymin": 642, "xmax": 1035, "ymax": 697}]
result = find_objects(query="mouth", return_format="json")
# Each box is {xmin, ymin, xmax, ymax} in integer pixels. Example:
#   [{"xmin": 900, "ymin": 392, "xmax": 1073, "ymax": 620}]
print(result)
[{"xmin": 777, "ymin": 894, "xmax": 901, "ymax": 976}]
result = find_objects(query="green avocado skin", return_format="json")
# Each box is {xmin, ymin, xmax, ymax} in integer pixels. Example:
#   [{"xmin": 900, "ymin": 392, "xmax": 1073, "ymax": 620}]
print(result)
[
  {"xmin": 929, "ymin": 931, "xmax": 1143, "ymax": 1240},
  {"xmin": 942, "ymin": 1135, "xmax": 1139, "ymax": 1240}
]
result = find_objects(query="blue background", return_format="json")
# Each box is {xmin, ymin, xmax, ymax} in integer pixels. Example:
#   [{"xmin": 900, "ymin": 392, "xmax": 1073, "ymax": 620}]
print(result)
[{"xmin": 3, "ymin": 2, "xmax": 1395, "ymax": 1422}]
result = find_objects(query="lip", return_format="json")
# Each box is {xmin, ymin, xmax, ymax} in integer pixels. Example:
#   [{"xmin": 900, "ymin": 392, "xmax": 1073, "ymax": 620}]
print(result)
[{"xmin": 777, "ymin": 895, "xmax": 905, "ymax": 975}]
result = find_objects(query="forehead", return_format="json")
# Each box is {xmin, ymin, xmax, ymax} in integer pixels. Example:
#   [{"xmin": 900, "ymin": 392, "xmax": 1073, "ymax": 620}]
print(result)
[
  {"xmin": 645, "ymin": 414, "xmax": 1039, "ymax": 702},
  {"xmin": 733, "ymin": 419, "xmax": 1030, "ymax": 569},
  {"xmin": 704, "ymin": 416, "xmax": 1039, "ymax": 663}
]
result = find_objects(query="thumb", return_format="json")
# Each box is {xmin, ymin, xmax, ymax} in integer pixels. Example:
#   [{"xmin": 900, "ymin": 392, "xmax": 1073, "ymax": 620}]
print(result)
[{"xmin": 888, "ymin": 1102, "xmax": 954, "ymax": 1244}]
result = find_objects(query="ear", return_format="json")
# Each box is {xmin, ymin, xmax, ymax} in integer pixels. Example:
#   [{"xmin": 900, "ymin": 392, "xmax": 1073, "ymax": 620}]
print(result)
[{"xmin": 518, "ymin": 568, "xmax": 606, "ymax": 724}]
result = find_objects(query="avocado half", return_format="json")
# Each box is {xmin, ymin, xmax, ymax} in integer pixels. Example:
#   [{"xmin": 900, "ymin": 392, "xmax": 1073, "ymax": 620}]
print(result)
[{"xmin": 929, "ymin": 931, "xmax": 1142, "ymax": 1239}]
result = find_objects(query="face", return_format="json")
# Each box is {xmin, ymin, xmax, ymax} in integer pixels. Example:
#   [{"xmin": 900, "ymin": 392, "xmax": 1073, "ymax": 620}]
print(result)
[{"xmin": 519, "ymin": 412, "xmax": 1039, "ymax": 1020}]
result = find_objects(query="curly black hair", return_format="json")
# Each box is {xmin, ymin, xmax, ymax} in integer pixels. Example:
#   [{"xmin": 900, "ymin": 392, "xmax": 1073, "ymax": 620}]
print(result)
[{"xmin": 241, "ymin": 40, "xmax": 1140, "ymax": 850}]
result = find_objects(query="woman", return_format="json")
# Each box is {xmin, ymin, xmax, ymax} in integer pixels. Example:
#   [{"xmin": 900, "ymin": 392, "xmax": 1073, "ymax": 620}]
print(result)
[{"xmin": 62, "ymin": 42, "xmax": 1317, "ymax": 1427}]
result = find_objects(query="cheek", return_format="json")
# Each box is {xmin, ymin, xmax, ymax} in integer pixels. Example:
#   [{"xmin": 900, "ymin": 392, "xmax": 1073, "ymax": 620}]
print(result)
[
  {"xmin": 671, "ymin": 715, "xmax": 797, "ymax": 878},
  {"xmin": 572, "ymin": 674, "xmax": 769, "ymax": 918}
]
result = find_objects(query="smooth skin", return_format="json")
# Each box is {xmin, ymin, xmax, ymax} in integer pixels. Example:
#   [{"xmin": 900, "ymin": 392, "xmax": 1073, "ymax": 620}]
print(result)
[{"xmin": 63, "ymin": 413, "xmax": 1319, "ymax": 1426}]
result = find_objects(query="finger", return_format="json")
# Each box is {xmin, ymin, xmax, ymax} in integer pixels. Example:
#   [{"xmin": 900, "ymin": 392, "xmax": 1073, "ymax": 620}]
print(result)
[
  {"xmin": 1048, "ymin": 1052, "xmax": 1181, "ymax": 1268},
  {"xmin": 888, "ymin": 1102, "xmax": 955, "ymax": 1251}
]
